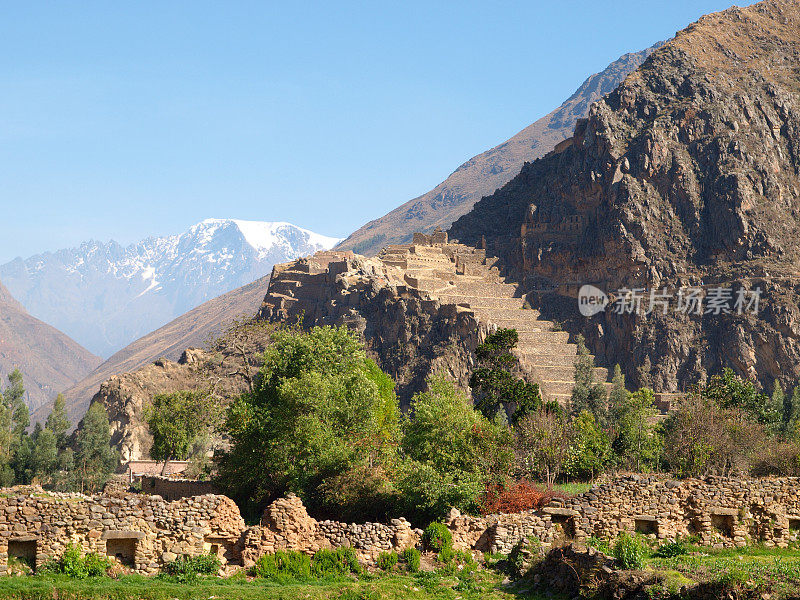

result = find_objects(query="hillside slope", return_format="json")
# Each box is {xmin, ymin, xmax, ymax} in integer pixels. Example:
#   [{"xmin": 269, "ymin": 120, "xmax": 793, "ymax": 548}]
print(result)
[
  {"xmin": 0, "ymin": 280, "xmax": 100, "ymax": 412},
  {"xmin": 450, "ymin": 0, "xmax": 800, "ymax": 392},
  {"xmin": 31, "ymin": 274, "xmax": 270, "ymax": 427},
  {"xmin": 337, "ymin": 44, "xmax": 662, "ymax": 256}
]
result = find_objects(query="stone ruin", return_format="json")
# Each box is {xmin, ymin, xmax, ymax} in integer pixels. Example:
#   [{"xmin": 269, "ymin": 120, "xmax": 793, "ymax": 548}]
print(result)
[
  {"xmin": 259, "ymin": 234, "xmax": 612, "ymax": 406},
  {"xmin": 1, "ymin": 476, "xmax": 798, "ymax": 575}
]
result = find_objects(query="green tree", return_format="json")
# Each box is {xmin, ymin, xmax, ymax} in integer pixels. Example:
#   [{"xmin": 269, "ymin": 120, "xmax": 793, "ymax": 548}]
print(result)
[
  {"xmin": 701, "ymin": 368, "xmax": 775, "ymax": 427},
  {"xmin": 514, "ymin": 406, "xmax": 572, "ymax": 486},
  {"xmin": 29, "ymin": 425, "xmax": 58, "ymax": 484},
  {"xmin": 785, "ymin": 385, "xmax": 800, "ymax": 438},
  {"xmin": 45, "ymin": 394, "xmax": 71, "ymax": 450},
  {"xmin": 565, "ymin": 410, "xmax": 612, "ymax": 481},
  {"xmin": 608, "ymin": 364, "xmax": 627, "ymax": 419},
  {"xmin": 399, "ymin": 375, "xmax": 513, "ymax": 520},
  {"xmin": 570, "ymin": 336, "xmax": 608, "ymax": 426},
  {"xmin": 0, "ymin": 387, "xmax": 13, "ymax": 486},
  {"xmin": 146, "ymin": 390, "xmax": 220, "ymax": 475},
  {"xmin": 216, "ymin": 326, "xmax": 400, "ymax": 515},
  {"xmin": 469, "ymin": 328, "xmax": 541, "ymax": 422},
  {"xmin": 5, "ymin": 369, "xmax": 29, "ymax": 436},
  {"xmin": 613, "ymin": 389, "xmax": 663, "ymax": 472},
  {"xmin": 72, "ymin": 403, "xmax": 118, "ymax": 493}
]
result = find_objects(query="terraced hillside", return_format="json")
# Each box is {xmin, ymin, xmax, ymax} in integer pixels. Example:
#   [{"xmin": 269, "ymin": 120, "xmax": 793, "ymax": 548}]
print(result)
[{"xmin": 260, "ymin": 233, "xmax": 609, "ymax": 404}]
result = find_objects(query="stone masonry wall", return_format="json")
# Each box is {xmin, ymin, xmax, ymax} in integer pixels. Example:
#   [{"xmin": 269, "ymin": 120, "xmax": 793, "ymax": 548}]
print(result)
[
  {"xmin": 0, "ymin": 487, "xmax": 245, "ymax": 575},
  {"xmin": 240, "ymin": 494, "xmax": 418, "ymax": 568},
  {"xmin": 3, "ymin": 476, "xmax": 798, "ymax": 576},
  {"xmin": 447, "ymin": 475, "xmax": 800, "ymax": 553},
  {"xmin": 140, "ymin": 476, "xmax": 219, "ymax": 501}
]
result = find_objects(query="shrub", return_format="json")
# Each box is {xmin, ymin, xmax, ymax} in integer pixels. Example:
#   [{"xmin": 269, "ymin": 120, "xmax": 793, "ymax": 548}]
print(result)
[
  {"xmin": 43, "ymin": 543, "xmax": 112, "ymax": 579},
  {"xmin": 653, "ymin": 540, "xmax": 689, "ymax": 558},
  {"xmin": 400, "ymin": 548, "xmax": 420, "ymax": 573},
  {"xmin": 422, "ymin": 522, "xmax": 453, "ymax": 552},
  {"xmin": 162, "ymin": 553, "xmax": 221, "ymax": 582},
  {"xmin": 586, "ymin": 536, "xmax": 612, "ymax": 554},
  {"xmin": 311, "ymin": 547, "xmax": 360, "ymax": 578},
  {"xmin": 399, "ymin": 376, "xmax": 514, "ymax": 521},
  {"xmin": 612, "ymin": 533, "xmax": 648, "ymax": 570},
  {"xmin": 249, "ymin": 550, "xmax": 311, "ymax": 580},
  {"xmin": 480, "ymin": 480, "xmax": 570, "ymax": 514},
  {"xmin": 376, "ymin": 551, "xmax": 398, "ymax": 571}
]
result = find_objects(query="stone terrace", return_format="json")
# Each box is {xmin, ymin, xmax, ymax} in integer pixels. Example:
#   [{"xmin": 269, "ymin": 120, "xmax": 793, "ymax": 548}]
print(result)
[{"xmin": 260, "ymin": 229, "xmax": 610, "ymax": 405}]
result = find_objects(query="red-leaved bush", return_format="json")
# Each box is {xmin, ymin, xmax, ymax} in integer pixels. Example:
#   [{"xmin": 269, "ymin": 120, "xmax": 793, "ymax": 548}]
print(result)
[{"xmin": 479, "ymin": 480, "xmax": 571, "ymax": 515}]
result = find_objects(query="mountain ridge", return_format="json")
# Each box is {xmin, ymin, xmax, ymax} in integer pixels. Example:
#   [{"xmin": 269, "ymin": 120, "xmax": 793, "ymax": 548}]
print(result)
[
  {"xmin": 1, "ymin": 219, "xmax": 338, "ymax": 358},
  {"xmin": 449, "ymin": 0, "xmax": 800, "ymax": 392},
  {"xmin": 336, "ymin": 43, "xmax": 664, "ymax": 256}
]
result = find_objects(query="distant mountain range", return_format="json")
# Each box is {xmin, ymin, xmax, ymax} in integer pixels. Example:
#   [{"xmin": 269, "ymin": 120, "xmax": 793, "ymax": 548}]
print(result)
[
  {"xmin": 0, "ymin": 279, "xmax": 100, "ymax": 412},
  {"xmin": 337, "ymin": 43, "xmax": 663, "ymax": 256},
  {"xmin": 0, "ymin": 219, "xmax": 339, "ymax": 358}
]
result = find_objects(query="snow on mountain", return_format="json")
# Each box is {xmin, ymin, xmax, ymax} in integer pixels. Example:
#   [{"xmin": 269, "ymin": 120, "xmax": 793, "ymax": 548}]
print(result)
[{"xmin": 0, "ymin": 219, "xmax": 339, "ymax": 358}]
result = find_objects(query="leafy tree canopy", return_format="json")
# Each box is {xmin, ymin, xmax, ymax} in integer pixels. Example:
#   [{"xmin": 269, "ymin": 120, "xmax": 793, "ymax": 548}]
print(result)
[
  {"xmin": 216, "ymin": 326, "xmax": 400, "ymax": 513},
  {"xmin": 469, "ymin": 328, "xmax": 541, "ymax": 423}
]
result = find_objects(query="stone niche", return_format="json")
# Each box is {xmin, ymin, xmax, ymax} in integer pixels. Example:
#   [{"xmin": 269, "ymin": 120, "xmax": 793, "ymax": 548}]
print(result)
[
  {"xmin": 102, "ymin": 531, "xmax": 144, "ymax": 567},
  {"xmin": 634, "ymin": 516, "xmax": 659, "ymax": 536},
  {"xmin": 7, "ymin": 536, "xmax": 37, "ymax": 572}
]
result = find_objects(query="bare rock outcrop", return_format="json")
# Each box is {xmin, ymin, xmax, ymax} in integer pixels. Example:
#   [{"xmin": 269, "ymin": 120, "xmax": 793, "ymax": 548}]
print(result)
[{"xmin": 450, "ymin": 0, "xmax": 800, "ymax": 391}]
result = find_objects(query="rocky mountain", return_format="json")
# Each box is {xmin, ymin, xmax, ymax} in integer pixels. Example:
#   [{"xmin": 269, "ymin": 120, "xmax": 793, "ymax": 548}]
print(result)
[
  {"xmin": 0, "ymin": 279, "xmax": 100, "ymax": 412},
  {"xmin": 450, "ymin": 0, "xmax": 800, "ymax": 392},
  {"xmin": 31, "ymin": 274, "xmax": 271, "ymax": 428},
  {"xmin": 336, "ymin": 43, "xmax": 663, "ymax": 256},
  {"xmin": 0, "ymin": 219, "xmax": 339, "ymax": 358}
]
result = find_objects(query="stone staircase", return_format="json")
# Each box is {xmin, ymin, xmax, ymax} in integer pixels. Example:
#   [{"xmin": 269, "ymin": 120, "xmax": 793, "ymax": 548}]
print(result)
[{"xmin": 377, "ymin": 237, "xmax": 610, "ymax": 405}]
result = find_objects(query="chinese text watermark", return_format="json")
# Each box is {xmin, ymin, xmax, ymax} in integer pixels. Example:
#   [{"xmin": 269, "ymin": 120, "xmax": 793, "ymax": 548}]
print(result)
[{"xmin": 578, "ymin": 285, "xmax": 761, "ymax": 318}]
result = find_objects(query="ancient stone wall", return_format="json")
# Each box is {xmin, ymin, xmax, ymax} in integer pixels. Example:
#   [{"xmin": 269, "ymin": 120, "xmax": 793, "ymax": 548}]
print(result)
[
  {"xmin": 5, "ymin": 476, "xmax": 798, "ymax": 576},
  {"xmin": 447, "ymin": 476, "xmax": 800, "ymax": 552},
  {"xmin": 240, "ymin": 494, "xmax": 418, "ymax": 567},
  {"xmin": 0, "ymin": 487, "xmax": 245, "ymax": 575},
  {"xmin": 259, "ymin": 250, "xmax": 490, "ymax": 405}
]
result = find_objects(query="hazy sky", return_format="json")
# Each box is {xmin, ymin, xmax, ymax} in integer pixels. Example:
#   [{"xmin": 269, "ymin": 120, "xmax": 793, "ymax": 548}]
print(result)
[{"xmin": 0, "ymin": 1, "xmax": 756, "ymax": 263}]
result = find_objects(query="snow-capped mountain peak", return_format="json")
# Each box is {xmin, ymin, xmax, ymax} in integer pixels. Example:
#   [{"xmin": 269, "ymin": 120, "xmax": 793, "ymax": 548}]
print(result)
[{"xmin": 0, "ymin": 219, "xmax": 340, "ymax": 358}]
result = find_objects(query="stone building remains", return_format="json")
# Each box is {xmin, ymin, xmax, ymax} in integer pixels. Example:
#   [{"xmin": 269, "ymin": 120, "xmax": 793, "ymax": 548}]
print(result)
[{"xmin": 1, "ymin": 476, "xmax": 798, "ymax": 575}]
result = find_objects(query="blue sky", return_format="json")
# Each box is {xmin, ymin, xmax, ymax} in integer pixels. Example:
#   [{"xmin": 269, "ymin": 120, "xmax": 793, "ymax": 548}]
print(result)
[{"xmin": 0, "ymin": 1, "xmax": 756, "ymax": 263}]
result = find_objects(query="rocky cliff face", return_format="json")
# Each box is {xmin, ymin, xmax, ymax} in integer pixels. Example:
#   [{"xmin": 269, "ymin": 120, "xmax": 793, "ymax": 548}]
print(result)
[
  {"xmin": 450, "ymin": 0, "xmax": 800, "ymax": 392},
  {"xmin": 258, "ymin": 250, "xmax": 488, "ymax": 405},
  {"xmin": 337, "ymin": 45, "xmax": 662, "ymax": 257}
]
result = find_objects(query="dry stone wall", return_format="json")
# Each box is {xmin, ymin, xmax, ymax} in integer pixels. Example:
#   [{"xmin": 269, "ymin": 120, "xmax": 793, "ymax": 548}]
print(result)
[
  {"xmin": 448, "ymin": 475, "xmax": 800, "ymax": 553},
  {"xmin": 139, "ymin": 476, "xmax": 219, "ymax": 502},
  {"xmin": 3, "ymin": 476, "xmax": 798, "ymax": 576},
  {"xmin": 0, "ymin": 487, "xmax": 244, "ymax": 575},
  {"xmin": 240, "ymin": 494, "xmax": 418, "ymax": 568}
]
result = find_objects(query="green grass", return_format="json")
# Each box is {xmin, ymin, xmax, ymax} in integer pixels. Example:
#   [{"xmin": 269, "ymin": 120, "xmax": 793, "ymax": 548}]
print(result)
[
  {"xmin": 0, "ymin": 571, "xmax": 536, "ymax": 600},
  {"xmin": 647, "ymin": 545, "xmax": 800, "ymax": 598},
  {"xmin": 550, "ymin": 482, "xmax": 593, "ymax": 495}
]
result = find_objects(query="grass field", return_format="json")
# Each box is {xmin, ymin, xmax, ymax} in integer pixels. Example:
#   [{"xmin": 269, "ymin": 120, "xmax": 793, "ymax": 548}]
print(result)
[
  {"xmin": 645, "ymin": 545, "xmax": 800, "ymax": 598},
  {"xmin": 0, "ymin": 571, "xmax": 535, "ymax": 600}
]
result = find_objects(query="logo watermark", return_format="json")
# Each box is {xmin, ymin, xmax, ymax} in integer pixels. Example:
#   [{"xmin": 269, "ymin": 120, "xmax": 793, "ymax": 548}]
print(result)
[
  {"xmin": 578, "ymin": 285, "xmax": 609, "ymax": 317},
  {"xmin": 578, "ymin": 285, "xmax": 761, "ymax": 317}
]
